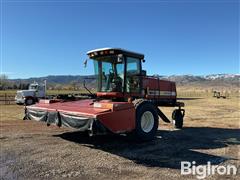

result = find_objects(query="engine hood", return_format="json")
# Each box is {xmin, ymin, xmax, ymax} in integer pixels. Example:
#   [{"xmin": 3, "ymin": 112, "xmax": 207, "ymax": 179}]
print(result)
[{"xmin": 17, "ymin": 90, "xmax": 36, "ymax": 97}]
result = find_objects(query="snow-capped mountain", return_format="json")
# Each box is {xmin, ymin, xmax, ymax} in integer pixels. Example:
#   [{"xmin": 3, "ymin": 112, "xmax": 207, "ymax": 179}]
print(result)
[
  {"xmin": 156, "ymin": 73, "xmax": 239, "ymax": 81},
  {"xmin": 154, "ymin": 74, "xmax": 239, "ymax": 87},
  {"xmin": 203, "ymin": 74, "xmax": 240, "ymax": 80}
]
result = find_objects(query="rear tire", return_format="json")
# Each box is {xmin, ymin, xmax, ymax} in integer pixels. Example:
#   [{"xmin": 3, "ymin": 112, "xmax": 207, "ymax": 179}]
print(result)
[{"xmin": 132, "ymin": 100, "xmax": 159, "ymax": 141}]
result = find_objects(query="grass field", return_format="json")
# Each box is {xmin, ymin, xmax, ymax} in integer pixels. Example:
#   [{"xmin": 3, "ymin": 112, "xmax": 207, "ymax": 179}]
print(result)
[
  {"xmin": 0, "ymin": 89, "xmax": 88, "ymax": 95},
  {"xmin": 0, "ymin": 93, "xmax": 239, "ymax": 179},
  {"xmin": 0, "ymin": 87, "xmax": 239, "ymax": 100}
]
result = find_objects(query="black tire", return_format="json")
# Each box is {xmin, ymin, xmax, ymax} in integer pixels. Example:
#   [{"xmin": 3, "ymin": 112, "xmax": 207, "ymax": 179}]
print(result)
[
  {"xmin": 25, "ymin": 97, "xmax": 35, "ymax": 106},
  {"xmin": 172, "ymin": 109, "xmax": 184, "ymax": 129},
  {"xmin": 132, "ymin": 100, "xmax": 159, "ymax": 141}
]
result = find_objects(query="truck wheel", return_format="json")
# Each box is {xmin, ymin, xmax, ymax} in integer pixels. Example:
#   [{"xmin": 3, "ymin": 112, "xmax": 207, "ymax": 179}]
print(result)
[
  {"xmin": 25, "ymin": 98, "xmax": 34, "ymax": 106},
  {"xmin": 172, "ymin": 109, "xmax": 184, "ymax": 129},
  {"xmin": 133, "ymin": 100, "xmax": 159, "ymax": 141}
]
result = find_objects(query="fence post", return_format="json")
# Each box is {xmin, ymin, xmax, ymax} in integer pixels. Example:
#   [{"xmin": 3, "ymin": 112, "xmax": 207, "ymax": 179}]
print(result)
[{"xmin": 5, "ymin": 93, "xmax": 7, "ymax": 105}]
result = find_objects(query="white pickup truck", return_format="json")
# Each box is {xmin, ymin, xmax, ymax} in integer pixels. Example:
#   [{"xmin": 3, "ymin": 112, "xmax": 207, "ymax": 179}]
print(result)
[{"xmin": 15, "ymin": 82, "xmax": 46, "ymax": 105}]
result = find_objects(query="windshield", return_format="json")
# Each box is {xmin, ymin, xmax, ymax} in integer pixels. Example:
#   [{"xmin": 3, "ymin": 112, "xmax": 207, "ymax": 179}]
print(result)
[
  {"xmin": 93, "ymin": 55, "xmax": 124, "ymax": 92},
  {"xmin": 29, "ymin": 85, "xmax": 38, "ymax": 90}
]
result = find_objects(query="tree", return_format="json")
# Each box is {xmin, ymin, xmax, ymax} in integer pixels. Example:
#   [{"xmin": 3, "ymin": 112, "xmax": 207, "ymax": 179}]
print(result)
[
  {"xmin": 13, "ymin": 84, "xmax": 18, "ymax": 89},
  {"xmin": 0, "ymin": 74, "xmax": 9, "ymax": 90},
  {"xmin": 18, "ymin": 83, "xmax": 29, "ymax": 90}
]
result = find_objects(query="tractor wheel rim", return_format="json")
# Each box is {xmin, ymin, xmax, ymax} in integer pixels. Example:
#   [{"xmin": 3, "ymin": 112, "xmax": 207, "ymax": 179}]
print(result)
[{"xmin": 141, "ymin": 111, "xmax": 154, "ymax": 133}]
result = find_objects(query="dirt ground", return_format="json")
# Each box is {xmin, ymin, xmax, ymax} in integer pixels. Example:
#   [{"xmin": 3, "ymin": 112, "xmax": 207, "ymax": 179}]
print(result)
[{"xmin": 0, "ymin": 97, "xmax": 239, "ymax": 180}]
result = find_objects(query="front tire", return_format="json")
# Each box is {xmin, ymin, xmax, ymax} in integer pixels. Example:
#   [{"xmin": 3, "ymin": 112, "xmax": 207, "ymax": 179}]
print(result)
[
  {"xmin": 25, "ymin": 98, "xmax": 34, "ymax": 106},
  {"xmin": 132, "ymin": 100, "xmax": 159, "ymax": 141},
  {"xmin": 172, "ymin": 109, "xmax": 184, "ymax": 129}
]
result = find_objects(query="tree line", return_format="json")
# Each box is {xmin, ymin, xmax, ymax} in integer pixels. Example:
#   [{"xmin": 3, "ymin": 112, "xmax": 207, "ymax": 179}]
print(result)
[
  {"xmin": 0, "ymin": 74, "xmax": 95, "ymax": 91},
  {"xmin": 0, "ymin": 75, "xmax": 30, "ymax": 90}
]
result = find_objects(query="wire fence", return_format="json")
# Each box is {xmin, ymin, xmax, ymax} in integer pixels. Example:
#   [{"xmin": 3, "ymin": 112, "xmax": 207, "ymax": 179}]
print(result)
[{"xmin": 0, "ymin": 94, "xmax": 15, "ymax": 105}]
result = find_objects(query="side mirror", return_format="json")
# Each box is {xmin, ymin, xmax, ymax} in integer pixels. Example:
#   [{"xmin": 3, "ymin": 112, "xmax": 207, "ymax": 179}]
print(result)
[
  {"xmin": 141, "ymin": 70, "xmax": 146, "ymax": 76},
  {"xmin": 117, "ymin": 54, "xmax": 123, "ymax": 63},
  {"xmin": 84, "ymin": 59, "xmax": 88, "ymax": 68}
]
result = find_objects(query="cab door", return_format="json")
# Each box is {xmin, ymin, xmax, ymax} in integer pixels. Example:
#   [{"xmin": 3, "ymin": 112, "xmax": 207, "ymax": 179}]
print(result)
[
  {"xmin": 125, "ymin": 57, "xmax": 141, "ymax": 94},
  {"xmin": 36, "ymin": 85, "xmax": 45, "ymax": 98}
]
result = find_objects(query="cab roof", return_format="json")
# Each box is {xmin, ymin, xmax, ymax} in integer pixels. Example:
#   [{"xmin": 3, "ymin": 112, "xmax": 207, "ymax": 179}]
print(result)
[{"xmin": 87, "ymin": 47, "xmax": 144, "ymax": 59}]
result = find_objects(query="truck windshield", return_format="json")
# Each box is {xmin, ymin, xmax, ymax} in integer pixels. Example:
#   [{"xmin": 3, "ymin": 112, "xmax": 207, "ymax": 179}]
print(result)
[
  {"xmin": 29, "ymin": 85, "xmax": 38, "ymax": 90},
  {"xmin": 93, "ymin": 56, "xmax": 124, "ymax": 92}
]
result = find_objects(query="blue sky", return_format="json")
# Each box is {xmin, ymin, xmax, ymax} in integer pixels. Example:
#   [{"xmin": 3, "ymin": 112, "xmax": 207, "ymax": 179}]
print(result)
[{"xmin": 1, "ymin": 0, "xmax": 239, "ymax": 79}]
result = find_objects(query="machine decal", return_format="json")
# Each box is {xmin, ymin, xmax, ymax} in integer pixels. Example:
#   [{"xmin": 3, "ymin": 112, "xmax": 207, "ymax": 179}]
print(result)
[{"xmin": 148, "ymin": 90, "xmax": 176, "ymax": 96}]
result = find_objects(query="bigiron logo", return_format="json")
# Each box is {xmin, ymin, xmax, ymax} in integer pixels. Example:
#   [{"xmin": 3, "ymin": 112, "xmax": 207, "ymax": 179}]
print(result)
[{"xmin": 181, "ymin": 161, "xmax": 238, "ymax": 179}]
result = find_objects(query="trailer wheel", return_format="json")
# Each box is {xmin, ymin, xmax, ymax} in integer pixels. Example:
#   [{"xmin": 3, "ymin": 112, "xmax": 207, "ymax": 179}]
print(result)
[
  {"xmin": 25, "ymin": 97, "xmax": 34, "ymax": 106},
  {"xmin": 172, "ymin": 109, "xmax": 184, "ymax": 129},
  {"xmin": 132, "ymin": 100, "xmax": 159, "ymax": 141}
]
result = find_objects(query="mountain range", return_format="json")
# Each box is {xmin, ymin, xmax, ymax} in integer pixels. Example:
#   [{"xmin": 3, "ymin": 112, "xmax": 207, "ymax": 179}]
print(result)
[{"xmin": 10, "ymin": 74, "xmax": 239, "ymax": 89}]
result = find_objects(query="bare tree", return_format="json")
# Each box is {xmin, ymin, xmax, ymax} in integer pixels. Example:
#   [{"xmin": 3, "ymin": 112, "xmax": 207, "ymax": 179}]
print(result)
[{"xmin": 0, "ymin": 74, "xmax": 9, "ymax": 90}]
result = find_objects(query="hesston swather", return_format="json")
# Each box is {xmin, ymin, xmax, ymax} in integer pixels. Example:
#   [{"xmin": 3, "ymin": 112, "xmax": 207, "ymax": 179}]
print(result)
[{"xmin": 24, "ymin": 48, "xmax": 185, "ymax": 141}]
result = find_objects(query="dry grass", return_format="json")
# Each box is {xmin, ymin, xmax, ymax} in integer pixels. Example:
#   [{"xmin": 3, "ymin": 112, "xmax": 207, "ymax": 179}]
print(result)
[
  {"xmin": 0, "ymin": 89, "xmax": 86, "ymax": 95},
  {"xmin": 161, "ymin": 96, "xmax": 239, "ymax": 129},
  {"xmin": 177, "ymin": 86, "xmax": 239, "ymax": 98},
  {"xmin": 0, "ymin": 104, "xmax": 24, "ymax": 121},
  {"xmin": 1, "ymin": 92, "xmax": 239, "ymax": 127}
]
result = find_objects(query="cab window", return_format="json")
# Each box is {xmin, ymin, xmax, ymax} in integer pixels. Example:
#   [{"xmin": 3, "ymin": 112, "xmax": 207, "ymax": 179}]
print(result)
[
  {"xmin": 38, "ymin": 86, "xmax": 44, "ymax": 91},
  {"xmin": 126, "ymin": 57, "xmax": 141, "ymax": 93},
  {"xmin": 126, "ymin": 57, "xmax": 140, "ymax": 75},
  {"xmin": 29, "ymin": 85, "xmax": 38, "ymax": 90}
]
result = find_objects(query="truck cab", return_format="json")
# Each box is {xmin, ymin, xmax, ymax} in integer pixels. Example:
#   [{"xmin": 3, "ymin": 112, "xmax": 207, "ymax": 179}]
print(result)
[{"xmin": 15, "ymin": 82, "xmax": 46, "ymax": 105}]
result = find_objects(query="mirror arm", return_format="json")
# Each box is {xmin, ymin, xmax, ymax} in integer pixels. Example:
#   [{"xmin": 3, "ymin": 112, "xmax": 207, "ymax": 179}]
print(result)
[
  {"xmin": 84, "ymin": 59, "xmax": 88, "ymax": 68},
  {"xmin": 83, "ymin": 80, "xmax": 93, "ymax": 95}
]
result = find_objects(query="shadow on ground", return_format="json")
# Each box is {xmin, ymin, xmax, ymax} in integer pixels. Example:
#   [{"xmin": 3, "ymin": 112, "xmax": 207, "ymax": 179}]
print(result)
[
  {"xmin": 177, "ymin": 97, "xmax": 204, "ymax": 100},
  {"xmin": 55, "ymin": 127, "xmax": 240, "ymax": 169}
]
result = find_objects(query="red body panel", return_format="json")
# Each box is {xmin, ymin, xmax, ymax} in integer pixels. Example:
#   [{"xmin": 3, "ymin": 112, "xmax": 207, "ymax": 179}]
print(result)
[
  {"xmin": 29, "ymin": 100, "xmax": 109, "ymax": 117},
  {"xmin": 97, "ymin": 92, "xmax": 124, "ymax": 98},
  {"xmin": 28, "ymin": 99, "xmax": 136, "ymax": 133},
  {"xmin": 96, "ymin": 77, "xmax": 177, "ymax": 101},
  {"xmin": 142, "ymin": 77, "xmax": 176, "ymax": 100},
  {"xmin": 97, "ymin": 106, "xmax": 135, "ymax": 133}
]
